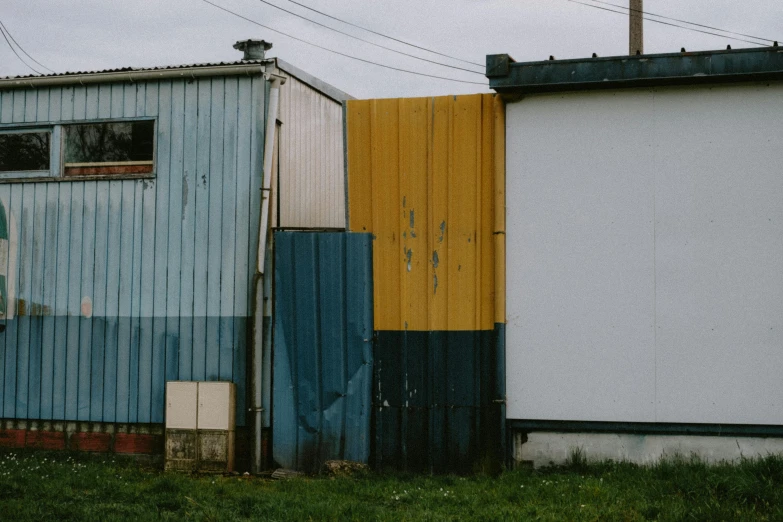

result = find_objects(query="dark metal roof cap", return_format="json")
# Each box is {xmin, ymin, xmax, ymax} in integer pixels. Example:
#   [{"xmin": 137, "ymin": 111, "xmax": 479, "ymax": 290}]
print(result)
[{"xmin": 487, "ymin": 46, "xmax": 783, "ymax": 94}]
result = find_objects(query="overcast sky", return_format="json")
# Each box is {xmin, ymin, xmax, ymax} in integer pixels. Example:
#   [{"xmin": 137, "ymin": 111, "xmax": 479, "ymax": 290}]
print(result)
[{"xmin": 2, "ymin": 0, "xmax": 782, "ymax": 98}]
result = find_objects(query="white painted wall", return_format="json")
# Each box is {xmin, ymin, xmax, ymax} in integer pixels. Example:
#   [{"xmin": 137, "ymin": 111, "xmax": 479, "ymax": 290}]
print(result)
[
  {"xmin": 506, "ymin": 83, "xmax": 783, "ymax": 425},
  {"xmin": 513, "ymin": 432, "xmax": 783, "ymax": 468}
]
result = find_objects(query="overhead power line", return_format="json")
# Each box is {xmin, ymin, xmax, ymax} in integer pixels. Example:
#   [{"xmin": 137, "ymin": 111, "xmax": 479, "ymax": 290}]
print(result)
[
  {"xmin": 588, "ymin": 0, "xmax": 775, "ymax": 44},
  {"xmin": 286, "ymin": 0, "xmax": 484, "ymax": 68},
  {"xmin": 0, "ymin": 20, "xmax": 54, "ymax": 73},
  {"xmin": 201, "ymin": 0, "xmax": 488, "ymax": 85},
  {"xmin": 566, "ymin": 0, "xmax": 770, "ymax": 47},
  {"xmin": 253, "ymin": 0, "xmax": 483, "ymax": 75},
  {"xmin": 0, "ymin": 23, "xmax": 44, "ymax": 75}
]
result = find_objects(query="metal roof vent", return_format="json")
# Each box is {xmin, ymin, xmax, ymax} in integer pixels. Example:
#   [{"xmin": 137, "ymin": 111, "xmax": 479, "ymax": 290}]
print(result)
[{"xmin": 233, "ymin": 39, "xmax": 273, "ymax": 61}]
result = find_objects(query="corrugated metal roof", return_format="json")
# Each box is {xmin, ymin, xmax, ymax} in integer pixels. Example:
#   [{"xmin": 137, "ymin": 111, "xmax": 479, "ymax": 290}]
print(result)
[
  {"xmin": 0, "ymin": 57, "xmax": 353, "ymax": 100},
  {"xmin": 0, "ymin": 59, "xmax": 270, "ymax": 81}
]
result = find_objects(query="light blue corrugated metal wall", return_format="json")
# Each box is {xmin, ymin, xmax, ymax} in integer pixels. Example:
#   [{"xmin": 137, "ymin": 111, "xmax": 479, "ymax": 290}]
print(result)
[
  {"xmin": 273, "ymin": 231, "xmax": 373, "ymax": 472},
  {"xmin": 0, "ymin": 76, "xmax": 265, "ymax": 426}
]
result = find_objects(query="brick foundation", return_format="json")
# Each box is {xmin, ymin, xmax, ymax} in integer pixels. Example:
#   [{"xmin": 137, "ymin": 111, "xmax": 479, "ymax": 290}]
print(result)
[{"xmin": 0, "ymin": 420, "xmax": 262, "ymax": 472}]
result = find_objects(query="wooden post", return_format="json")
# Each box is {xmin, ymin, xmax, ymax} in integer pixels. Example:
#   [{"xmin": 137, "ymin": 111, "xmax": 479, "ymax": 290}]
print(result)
[{"xmin": 629, "ymin": 0, "xmax": 643, "ymax": 55}]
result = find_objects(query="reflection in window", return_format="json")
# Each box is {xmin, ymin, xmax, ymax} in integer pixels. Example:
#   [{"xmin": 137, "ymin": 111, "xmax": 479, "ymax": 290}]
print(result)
[
  {"xmin": 0, "ymin": 132, "xmax": 51, "ymax": 172},
  {"xmin": 64, "ymin": 120, "xmax": 154, "ymax": 176}
]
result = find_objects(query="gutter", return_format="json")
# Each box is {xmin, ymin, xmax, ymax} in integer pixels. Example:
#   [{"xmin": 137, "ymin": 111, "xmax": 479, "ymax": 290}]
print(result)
[
  {"xmin": 0, "ymin": 64, "xmax": 267, "ymax": 90},
  {"xmin": 252, "ymin": 72, "xmax": 286, "ymax": 474}
]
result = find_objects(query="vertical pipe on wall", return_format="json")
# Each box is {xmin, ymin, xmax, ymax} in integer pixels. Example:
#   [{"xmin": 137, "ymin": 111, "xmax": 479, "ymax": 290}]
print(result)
[
  {"xmin": 493, "ymin": 95, "xmax": 506, "ymax": 327},
  {"xmin": 493, "ymin": 94, "xmax": 507, "ymax": 465},
  {"xmin": 258, "ymin": 74, "xmax": 285, "ymax": 274},
  {"xmin": 253, "ymin": 73, "xmax": 285, "ymax": 474}
]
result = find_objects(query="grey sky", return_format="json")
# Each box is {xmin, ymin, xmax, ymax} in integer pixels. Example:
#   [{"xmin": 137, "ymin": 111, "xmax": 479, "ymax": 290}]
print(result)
[{"xmin": 2, "ymin": 1, "xmax": 781, "ymax": 98}]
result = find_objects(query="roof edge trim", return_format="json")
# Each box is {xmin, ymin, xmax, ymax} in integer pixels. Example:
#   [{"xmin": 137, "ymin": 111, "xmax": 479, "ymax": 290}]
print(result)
[
  {"xmin": 0, "ymin": 63, "xmax": 267, "ymax": 90},
  {"xmin": 487, "ymin": 47, "xmax": 783, "ymax": 94},
  {"xmin": 274, "ymin": 58, "xmax": 354, "ymax": 102}
]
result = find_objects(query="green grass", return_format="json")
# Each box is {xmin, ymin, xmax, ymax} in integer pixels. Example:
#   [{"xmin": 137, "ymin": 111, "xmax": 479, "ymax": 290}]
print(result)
[{"xmin": 1, "ymin": 449, "xmax": 783, "ymax": 521}]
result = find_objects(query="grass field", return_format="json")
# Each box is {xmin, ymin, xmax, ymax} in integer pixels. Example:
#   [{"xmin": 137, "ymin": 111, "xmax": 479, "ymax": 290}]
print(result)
[{"xmin": 1, "ymin": 449, "xmax": 782, "ymax": 521}]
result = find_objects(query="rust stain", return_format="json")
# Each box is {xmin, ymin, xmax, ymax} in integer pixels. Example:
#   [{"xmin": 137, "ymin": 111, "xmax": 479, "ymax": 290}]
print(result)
[{"xmin": 14, "ymin": 299, "xmax": 51, "ymax": 317}]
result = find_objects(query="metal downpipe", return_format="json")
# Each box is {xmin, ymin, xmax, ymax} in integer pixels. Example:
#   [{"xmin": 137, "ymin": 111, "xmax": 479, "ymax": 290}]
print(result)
[{"xmin": 253, "ymin": 73, "xmax": 285, "ymax": 474}]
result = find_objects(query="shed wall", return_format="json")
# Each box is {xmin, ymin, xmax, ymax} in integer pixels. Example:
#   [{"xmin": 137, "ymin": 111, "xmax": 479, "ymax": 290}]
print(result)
[
  {"xmin": 0, "ymin": 76, "xmax": 265, "ymax": 426},
  {"xmin": 506, "ymin": 83, "xmax": 783, "ymax": 426},
  {"xmin": 276, "ymin": 73, "xmax": 345, "ymax": 229}
]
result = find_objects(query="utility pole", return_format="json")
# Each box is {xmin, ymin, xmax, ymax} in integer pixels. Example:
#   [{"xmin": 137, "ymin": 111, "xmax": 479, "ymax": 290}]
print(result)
[{"xmin": 629, "ymin": 0, "xmax": 643, "ymax": 55}]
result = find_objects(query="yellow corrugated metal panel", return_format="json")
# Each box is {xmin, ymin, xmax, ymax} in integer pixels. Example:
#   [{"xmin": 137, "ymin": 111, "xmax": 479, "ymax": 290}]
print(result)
[{"xmin": 346, "ymin": 94, "xmax": 504, "ymax": 332}]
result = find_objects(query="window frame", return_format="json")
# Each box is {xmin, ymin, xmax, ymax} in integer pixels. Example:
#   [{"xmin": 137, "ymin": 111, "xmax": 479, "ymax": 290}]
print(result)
[
  {"xmin": 0, "ymin": 126, "xmax": 58, "ymax": 181},
  {"xmin": 0, "ymin": 117, "xmax": 156, "ymax": 183}
]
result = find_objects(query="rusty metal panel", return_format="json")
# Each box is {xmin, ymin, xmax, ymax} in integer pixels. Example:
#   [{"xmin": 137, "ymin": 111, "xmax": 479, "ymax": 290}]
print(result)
[
  {"xmin": 0, "ymin": 76, "xmax": 264, "ymax": 426},
  {"xmin": 276, "ymin": 72, "xmax": 346, "ymax": 229},
  {"xmin": 273, "ymin": 231, "xmax": 373, "ymax": 472}
]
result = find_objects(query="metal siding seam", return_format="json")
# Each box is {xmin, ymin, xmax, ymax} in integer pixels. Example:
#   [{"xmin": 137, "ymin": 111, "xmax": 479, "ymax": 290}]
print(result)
[
  {"xmin": 90, "ymin": 85, "xmax": 115, "ymax": 421},
  {"xmin": 91, "ymin": 178, "xmax": 108, "ymax": 422},
  {"xmin": 150, "ymin": 80, "xmax": 172, "ymax": 423},
  {"xmin": 40, "ymin": 183, "xmax": 58, "ymax": 420},
  {"xmin": 167, "ymin": 80, "xmax": 186, "ymax": 389},
  {"xmin": 103, "ymin": 180, "xmax": 122, "ymax": 422},
  {"xmin": 179, "ymin": 80, "xmax": 198, "ymax": 382},
  {"xmin": 192, "ymin": 78, "xmax": 211, "ymax": 381},
  {"xmin": 116, "ymin": 181, "xmax": 136, "ymax": 423},
  {"xmin": 15, "ymin": 184, "xmax": 31, "ymax": 419},
  {"xmin": 137, "ymin": 82, "xmax": 158, "ymax": 424},
  {"xmin": 128, "ymin": 181, "xmax": 143, "ymax": 423},
  {"xmin": 233, "ymin": 77, "xmax": 251, "ymax": 425},
  {"xmin": 206, "ymin": 78, "xmax": 225, "ymax": 380},
  {"xmin": 29, "ymin": 184, "xmax": 46, "ymax": 419},
  {"xmin": 53, "ymin": 181, "xmax": 70, "ymax": 421},
  {"xmin": 220, "ymin": 77, "xmax": 239, "ymax": 381}
]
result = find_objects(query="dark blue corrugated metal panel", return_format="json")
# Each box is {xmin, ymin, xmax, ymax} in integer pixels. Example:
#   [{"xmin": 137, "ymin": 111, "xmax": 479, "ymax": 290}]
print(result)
[
  {"xmin": 0, "ymin": 76, "xmax": 265, "ymax": 426},
  {"xmin": 371, "ymin": 326, "xmax": 504, "ymax": 474},
  {"xmin": 273, "ymin": 231, "xmax": 373, "ymax": 472}
]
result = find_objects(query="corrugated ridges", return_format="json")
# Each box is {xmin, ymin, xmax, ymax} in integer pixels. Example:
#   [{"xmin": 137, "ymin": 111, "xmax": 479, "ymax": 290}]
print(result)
[
  {"xmin": 346, "ymin": 94, "xmax": 502, "ymax": 332},
  {"xmin": 272, "ymin": 231, "xmax": 373, "ymax": 472},
  {"xmin": 0, "ymin": 76, "xmax": 263, "ymax": 426}
]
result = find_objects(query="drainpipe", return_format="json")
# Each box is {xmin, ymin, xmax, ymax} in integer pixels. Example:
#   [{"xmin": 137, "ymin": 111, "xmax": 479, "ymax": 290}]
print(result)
[{"xmin": 252, "ymin": 71, "xmax": 285, "ymax": 474}]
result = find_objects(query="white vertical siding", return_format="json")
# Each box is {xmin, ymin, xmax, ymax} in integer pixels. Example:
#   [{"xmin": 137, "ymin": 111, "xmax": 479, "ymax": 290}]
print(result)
[{"xmin": 277, "ymin": 73, "xmax": 345, "ymax": 229}]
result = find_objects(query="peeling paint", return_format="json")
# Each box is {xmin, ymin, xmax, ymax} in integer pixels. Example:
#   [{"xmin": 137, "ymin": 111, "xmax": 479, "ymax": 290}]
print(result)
[
  {"xmin": 433, "ymin": 274, "xmax": 438, "ymax": 294},
  {"xmin": 432, "ymin": 250, "xmax": 439, "ymax": 269},
  {"xmin": 409, "ymin": 209, "xmax": 415, "ymax": 229},
  {"xmin": 405, "ymin": 248, "xmax": 412, "ymax": 272},
  {"xmin": 439, "ymin": 221, "xmax": 446, "ymax": 243}
]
